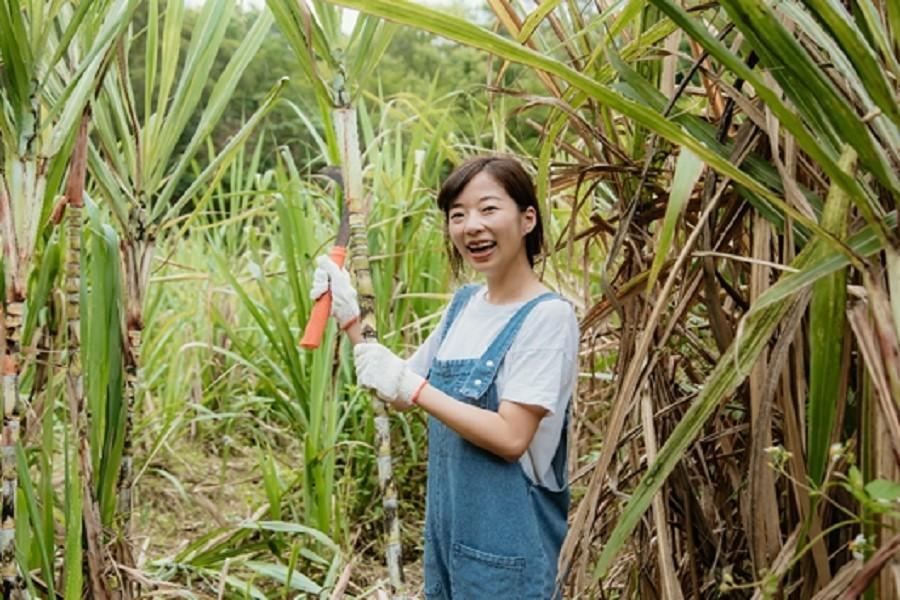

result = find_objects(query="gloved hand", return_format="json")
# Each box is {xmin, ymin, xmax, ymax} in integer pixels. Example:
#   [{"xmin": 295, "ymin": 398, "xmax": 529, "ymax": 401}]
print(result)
[
  {"xmin": 310, "ymin": 254, "xmax": 360, "ymax": 328},
  {"xmin": 354, "ymin": 343, "xmax": 426, "ymax": 408}
]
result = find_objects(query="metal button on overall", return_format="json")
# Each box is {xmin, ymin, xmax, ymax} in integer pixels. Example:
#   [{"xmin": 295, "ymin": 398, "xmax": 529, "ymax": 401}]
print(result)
[{"xmin": 423, "ymin": 285, "xmax": 570, "ymax": 600}]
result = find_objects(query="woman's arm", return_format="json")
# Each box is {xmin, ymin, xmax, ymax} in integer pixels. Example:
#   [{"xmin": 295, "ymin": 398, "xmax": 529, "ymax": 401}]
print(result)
[
  {"xmin": 349, "ymin": 340, "xmax": 548, "ymax": 461},
  {"xmin": 416, "ymin": 384, "xmax": 546, "ymax": 462}
]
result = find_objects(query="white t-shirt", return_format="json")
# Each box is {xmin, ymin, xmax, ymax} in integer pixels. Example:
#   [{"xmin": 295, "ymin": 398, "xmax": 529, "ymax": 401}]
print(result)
[{"xmin": 407, "ymin": 286, "xmax": 578, "ymax": 491}]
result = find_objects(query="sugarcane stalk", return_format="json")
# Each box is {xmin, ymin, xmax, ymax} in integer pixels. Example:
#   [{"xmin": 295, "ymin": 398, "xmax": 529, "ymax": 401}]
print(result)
[
  {"xmin": 334, "ymin": 105, "xmax": 406, "ymax": 598},
  {"xmin": 0, "ymin": 151, "xmax": 33, "ymax": 600},
  {"xmin": 112, "ymin": 223, "xmax": 150, "ymax": 599},
  {"xmin": 1, "ymin": 301, "xmax": 23, "ymax": 598},
  {"xmin": 64, "ymin": 112, "xmax": 119, "ymax": 599}
]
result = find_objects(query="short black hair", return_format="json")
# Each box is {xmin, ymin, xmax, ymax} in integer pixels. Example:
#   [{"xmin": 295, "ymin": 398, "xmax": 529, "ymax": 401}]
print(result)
[{"xmin": 436, "ymin": 156, "xmax": 544, "ymax": 274}]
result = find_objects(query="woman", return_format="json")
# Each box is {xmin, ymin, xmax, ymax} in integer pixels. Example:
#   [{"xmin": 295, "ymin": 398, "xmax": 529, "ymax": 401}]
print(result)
[{"xmin": 311, "ymin": 156, "xmax": 578, "ymax": 599}]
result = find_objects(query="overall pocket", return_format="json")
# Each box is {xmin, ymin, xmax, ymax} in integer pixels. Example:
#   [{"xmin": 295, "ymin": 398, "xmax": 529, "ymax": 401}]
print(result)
[{"xmin": 450, "ymin": 542, "xmax": 525, "ymax": 599}]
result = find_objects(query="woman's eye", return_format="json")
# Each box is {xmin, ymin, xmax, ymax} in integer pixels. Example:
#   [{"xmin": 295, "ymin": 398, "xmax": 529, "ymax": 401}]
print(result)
[
  {"xmin": 449, "ymin": 212, "xmax": 464, "ymax": 221},
  {"xmin": 482, "ymin": 206, "xmax": 498, "ymax": 213}
]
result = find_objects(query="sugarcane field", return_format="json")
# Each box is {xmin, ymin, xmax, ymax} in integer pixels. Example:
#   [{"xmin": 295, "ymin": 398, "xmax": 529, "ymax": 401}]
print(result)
[{"xmin": 3, "ymin": 0, "xmax": 900, "ymax": 598}]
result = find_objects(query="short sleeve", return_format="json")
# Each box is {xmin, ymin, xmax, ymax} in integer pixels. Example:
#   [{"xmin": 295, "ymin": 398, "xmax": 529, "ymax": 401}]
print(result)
[
  {"xmin": 405, "ymin": 310, "xmax": 448, "ymax": 377},
  {"xmin": 496, "ymin": 299, "xmax": 579, "ymax": 415}
]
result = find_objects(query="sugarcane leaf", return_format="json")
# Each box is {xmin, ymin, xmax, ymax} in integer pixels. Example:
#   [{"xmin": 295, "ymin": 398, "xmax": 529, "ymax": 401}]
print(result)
[
  {"xmin": 645, "ymin": 0, "xmax": 891, "ymax": 242},
  {"xmin": 0, "ymin": 0, "xmax": 35, "ymax": 117},
  {"xmin": 85, "ymin": 147, "xmax": 130, "ymax": 228},
  {"xmin": 283, "ymin": 100, "xmax": 332, "ymax": 161},
  {"xmin": 753, "ymin": 211, "xmax": 897, "ymax": 313},
  {"xmin": 857, "ymin": 0, "xmax": 900, "ymax": 79},
  {"xmin": 81, "ymin": 201, "xmax": 127, "ymax": 525},
  {"xmin": 143, "ymin": 0, "xmax": 159, "ymax": 126},
  {"xmin": 601, "ymin": 207, "xmax": 884, "ymax": 577},
  {"xmin": 807, "ymin": 147, "xmax": 855, "ymax": 486},
  {"xmin": 323, "ymin": 0, "xmax": 859, "ymax": 262},
  {"xmin": 155, "ymin": 7, "xmax": 274, "ymax": 212},
  {"xmin": 592, "ymin": 212, "xmax": 897, "ymax": 577},
  {"xmin": 266, "ymin": 0, "xmax": 333, "ymax": 104},
  {"xmin": 240, "ymin": 520, "xmax": 339, "ymax": 551},
  {"xmin": 156, "ymin": 0, "xmax": 233, "ymax": 165},
  {"xmin": 22, "ymin": 232, "xmax": 61, "ymax": 346},
  {"xmin": 799, "ymin": 0, "xmax": 900, "ymax": 128},
  {"xmin": 16, "ymin": 444, "xmax": 54, "ymax": 596},
  {"xmin": 148, "ymin": 0, "xmax": 184, "ymax": 149},
  {"xmin": 593, "ymin": 257, "xmax": 816, "ymax": 578},
  {"xmin": 346, "ymin": 14, "xmax": 397, "ymax": 96},
  {"xmin": 42, "ymin": 0, "xmax": 99, "ymax": 86},
  {"xmin": 717, "ymin": 0, "xmax": 897, "ymax": 194},
  {"xmin": 39, "ymin": 405, "xmax": 55, "ymax": 583},
  {"xmin": 260, "ymin": 453, "xmax": 283, "ymax": 521},
  {"xmin": 244, "ymin": 561, "xmax": 322, "ymax": 594},
  {"xmin": 156, "ymin": 77, "xmax": 287, "ymax": 225},
  {"xmin": 43, "ymin": 0, "xmax": 140, "ymax": 134},
  {"xmin": 194, "ymin": 569, "xmax": 268, "ymax": 600},
  {"xmin": 647, "ymin": 148, "xmax": 703, "ymax": 293},
  {"xmin": 519, "ymin": 0, "xmax": 565, "ymax": 42},
  {"xmin": 63, "ymin": 425, "xmax": 83, "ymax": 600}
]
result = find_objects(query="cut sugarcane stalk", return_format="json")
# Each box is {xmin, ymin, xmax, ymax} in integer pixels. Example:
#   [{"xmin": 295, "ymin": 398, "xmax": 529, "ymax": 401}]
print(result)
[{"xmin": 334, "ymin": 105, "xmax": 406, "ymax": 598}]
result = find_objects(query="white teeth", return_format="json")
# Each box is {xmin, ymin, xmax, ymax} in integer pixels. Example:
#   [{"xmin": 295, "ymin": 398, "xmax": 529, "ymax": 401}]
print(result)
[{"xmin": 468, "ymin": 241, "xmax": 495, "ymax": 251}]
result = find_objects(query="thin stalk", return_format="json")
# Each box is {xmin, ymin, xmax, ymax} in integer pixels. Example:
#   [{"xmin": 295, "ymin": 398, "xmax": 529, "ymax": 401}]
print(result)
[
  {"xmin": 65, "ymin": 112, "xmax": 115, "ymax": 600},
  {"xmin": 1, "ymin": 299, "xmax": 23, "ymax": 597},
  {"xmin": 335, "ymin": 105, "xmax": 405, "ymax": 597},
  {"xmin": 113, "ymin": 214, "xmax": 152, "ymax": 586}
]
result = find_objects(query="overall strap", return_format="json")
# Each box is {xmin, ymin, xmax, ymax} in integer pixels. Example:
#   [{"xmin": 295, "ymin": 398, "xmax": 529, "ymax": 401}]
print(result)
[
  {"xmin": 455, "ymin": 291, "xmax": 560, "ymax": 400},
  {"xmin": 437, "ymin": 284, "xmax": 481, "ymax": 345}
]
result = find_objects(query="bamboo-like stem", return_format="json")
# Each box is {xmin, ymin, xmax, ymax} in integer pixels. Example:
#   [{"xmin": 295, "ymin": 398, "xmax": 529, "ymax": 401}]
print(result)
[
  {"xmin": 113, "ymin": 213, "xmax": 151, "ymax": 595},
  {"xmin": 117, "ymin": 327, "xmax": 140, "ymax": 522},
  {"xmin": 334, "ymin": 106, "xmax": 406, "ymax": 598},
  {"xmin": 0, "ymin": 137, "xmax": 29, "ymax": 600},
  {"xmin": 64, "ymin": 113, "xmax": 118, "ymax": 600},
  {"xmin": 1, "ymin": 302, "xmax": 23, "ymax": 598}
]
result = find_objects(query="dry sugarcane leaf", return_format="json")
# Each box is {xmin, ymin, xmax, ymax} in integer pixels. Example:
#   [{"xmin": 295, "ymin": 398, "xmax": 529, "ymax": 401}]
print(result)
[
  {"xmin": 810, "ymin": 559, "xmax": 862, "ymax": 600},
  {"xmin": 839, "ymin": 535, "xmax": 900, "ymax": 599},
  {"xmin": 750, "ymin": 526, "xmax": 801, "ymax": 600},
  {"xmin": 847, "ymin": 301, "xmax": 900, "ymax": 468}
]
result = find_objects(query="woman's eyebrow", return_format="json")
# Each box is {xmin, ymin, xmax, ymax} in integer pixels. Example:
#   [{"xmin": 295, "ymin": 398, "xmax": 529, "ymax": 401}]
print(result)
[{"xmin": 451, "ymin": 195, "xmax": 502, "ymax": 208}]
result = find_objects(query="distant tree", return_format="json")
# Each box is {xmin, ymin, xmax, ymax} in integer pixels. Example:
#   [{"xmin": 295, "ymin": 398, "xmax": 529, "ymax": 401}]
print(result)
[{"xmin": 130, "ymin": 0, "xmax": 547, "ymax": 173}]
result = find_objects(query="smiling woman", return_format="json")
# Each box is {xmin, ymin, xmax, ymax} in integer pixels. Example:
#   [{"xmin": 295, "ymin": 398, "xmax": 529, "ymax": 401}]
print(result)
[
  {"xmin": 312, "ymin": 156, "xmax": 578, "ymax": 599},
  {"xmin": 439, "ymin": 157, "xmax": 544, "ymax": 291}
]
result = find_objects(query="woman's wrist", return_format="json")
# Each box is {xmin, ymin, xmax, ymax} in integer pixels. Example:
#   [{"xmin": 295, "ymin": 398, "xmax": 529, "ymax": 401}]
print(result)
[
  {"xmin": 409, "ymin": 379, "xmax": 429, "ymax": 405},
  {"xmin": 344, "ymin": 319, "xmax": 364, "ymax": 346}
]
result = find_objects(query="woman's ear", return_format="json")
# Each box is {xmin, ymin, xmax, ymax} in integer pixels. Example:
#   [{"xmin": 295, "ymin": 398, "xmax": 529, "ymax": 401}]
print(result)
[{"xmin": 521, "ymin": 206, "xmax": 537, "ymax": 234}]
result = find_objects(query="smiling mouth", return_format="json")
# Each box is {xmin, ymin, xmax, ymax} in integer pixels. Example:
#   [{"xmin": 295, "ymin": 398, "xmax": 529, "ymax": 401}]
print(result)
[{"xmin": 466, "ymin": 241, "xmax": 496, "ymax": 257}]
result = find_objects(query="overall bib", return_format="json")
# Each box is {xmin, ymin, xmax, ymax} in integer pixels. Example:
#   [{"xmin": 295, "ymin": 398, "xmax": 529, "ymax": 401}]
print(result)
[{"xmin": 423, "ymin": 285, "xmax": 570, "ymax": 600}]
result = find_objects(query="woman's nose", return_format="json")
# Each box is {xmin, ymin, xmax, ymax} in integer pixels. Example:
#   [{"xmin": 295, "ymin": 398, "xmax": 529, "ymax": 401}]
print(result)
[{"xmin": 463, "ymin": 213, "xmax": 484, "ymax": 233}]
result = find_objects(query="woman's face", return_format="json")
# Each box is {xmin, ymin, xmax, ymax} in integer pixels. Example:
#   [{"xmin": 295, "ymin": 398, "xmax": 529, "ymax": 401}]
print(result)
[{"xmin": 447, "ymin": 171, "xmax": 535, "ymax": 279}]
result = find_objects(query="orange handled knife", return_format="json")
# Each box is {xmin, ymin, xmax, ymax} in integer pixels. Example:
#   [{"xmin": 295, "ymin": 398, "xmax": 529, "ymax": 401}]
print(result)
[{"xmin": 300, "ymin": 204, "xmax": 351, "ymax": 349}]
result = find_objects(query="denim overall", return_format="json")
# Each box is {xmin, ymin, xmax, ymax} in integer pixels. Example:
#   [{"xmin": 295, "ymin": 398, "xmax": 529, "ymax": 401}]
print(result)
[{"xmin": 423, "ymin": 285, "xmax": 570, "ymax": 600}]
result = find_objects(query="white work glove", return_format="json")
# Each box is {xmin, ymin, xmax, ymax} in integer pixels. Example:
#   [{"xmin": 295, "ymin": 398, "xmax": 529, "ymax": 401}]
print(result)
[
  {"xmin": 354, "ymin": 343, "xmax": 426, "ymax": 407},
  {"xmin": 310, "ymin": 255, "xmax": 360, "ymax": 328}
]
